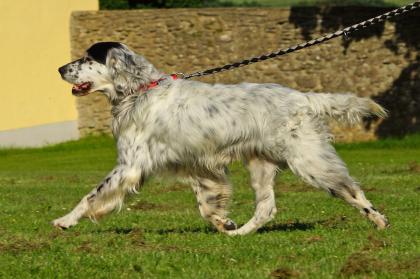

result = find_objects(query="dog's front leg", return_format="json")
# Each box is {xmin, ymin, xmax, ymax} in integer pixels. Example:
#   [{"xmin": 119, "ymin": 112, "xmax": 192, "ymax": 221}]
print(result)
[{"xmin": 52, "ymin": 165, "xmax": 144, "ymax": 229}]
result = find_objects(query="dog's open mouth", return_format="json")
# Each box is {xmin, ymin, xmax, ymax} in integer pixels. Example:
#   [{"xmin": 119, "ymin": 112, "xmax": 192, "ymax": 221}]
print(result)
[{"xmin": 72, "ymin": 82, "xmax": 92, "ymax": 96}]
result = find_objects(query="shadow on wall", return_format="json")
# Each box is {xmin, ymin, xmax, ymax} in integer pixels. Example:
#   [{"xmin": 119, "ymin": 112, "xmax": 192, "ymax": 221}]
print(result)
[
  {"xmin": 289, "ymin": 5, "xmax": 419, "ymax": 138},
  {"xmin": 376, "ymin": 13, "xmax": 419, "ymax": 137}
]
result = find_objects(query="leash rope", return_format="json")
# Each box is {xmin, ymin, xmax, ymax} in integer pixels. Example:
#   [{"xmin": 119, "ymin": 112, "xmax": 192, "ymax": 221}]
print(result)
[{"xmin": 182, "ymin": 1, "xmax": 420, "ymax": 79}]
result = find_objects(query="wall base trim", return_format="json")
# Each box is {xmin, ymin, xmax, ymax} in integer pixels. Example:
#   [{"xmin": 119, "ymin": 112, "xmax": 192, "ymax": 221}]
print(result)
[{"xmin": 0, "ymin": 121, "xmax": 79, "ymax": 147}]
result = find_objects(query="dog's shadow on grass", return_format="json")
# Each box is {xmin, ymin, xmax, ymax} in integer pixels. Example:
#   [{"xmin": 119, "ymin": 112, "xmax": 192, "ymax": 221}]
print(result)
[
  {"xmin": 150, "ymin": 220, "xmax": 317, "ymax": 234},
  {"xmin": 105, "ymin": 220, "xmax": 323, "ymax": 235},
  {"xmin": 256, "ymin": 221, "xmax": 316, "ymax": 233}
]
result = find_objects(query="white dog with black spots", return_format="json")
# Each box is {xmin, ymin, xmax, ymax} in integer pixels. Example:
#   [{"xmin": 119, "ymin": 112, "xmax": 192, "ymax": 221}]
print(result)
[{"xmin": 54, "ymin": 42, "xmax": 389, "ymax": 235}]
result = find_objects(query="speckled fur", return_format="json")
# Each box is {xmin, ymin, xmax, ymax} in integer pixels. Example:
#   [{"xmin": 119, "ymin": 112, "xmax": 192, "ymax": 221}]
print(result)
[{"xmin": 53, "ymin": 42, "xmax": 389, "ymax": 234}]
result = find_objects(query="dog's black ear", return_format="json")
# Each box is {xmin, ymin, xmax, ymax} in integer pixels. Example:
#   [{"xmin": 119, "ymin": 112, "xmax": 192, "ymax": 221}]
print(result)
[
  {"xmin": 106, "ymin": 45, "xmax": 161, "ymax": 95},
  {"xmin": 87, "ymin": 42, "xmax": 123, "ymax": 65},
  {"xmin": 106, "ymin": 47, "xmax": 151, "ymax": 94},
  {"xmin": 106, "ymin": 47, "xmax": 136, "ymax": 73}
]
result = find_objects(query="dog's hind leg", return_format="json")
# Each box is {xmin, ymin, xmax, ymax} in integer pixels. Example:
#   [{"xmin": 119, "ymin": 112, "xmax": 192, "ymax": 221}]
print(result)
[
  {"xmin": 284, "ymin": 129, "xmax": 389, "ymax": 229},
  {"xmin": 191, "ymin": 174, "xmax": 236, "ymax": 232},
  {"xmin": 52, "ymin": 165, "xmax": 144, "ymax": 229},
  {"xmin": 226, "ymin": 158, "xmax": 278, "ymax": 236}
]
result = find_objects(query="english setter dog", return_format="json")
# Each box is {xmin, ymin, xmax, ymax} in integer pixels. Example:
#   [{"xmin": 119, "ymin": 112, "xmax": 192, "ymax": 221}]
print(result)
[{"xmin": 55, "ymin": 42, "xmax": 389, "ymax": 235}]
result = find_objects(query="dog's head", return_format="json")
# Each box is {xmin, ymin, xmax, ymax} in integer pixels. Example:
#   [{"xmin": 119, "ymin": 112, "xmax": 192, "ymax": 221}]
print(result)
[{"xmin": 58, "ymin": 42, "xmax": 161, "ymax": 101}]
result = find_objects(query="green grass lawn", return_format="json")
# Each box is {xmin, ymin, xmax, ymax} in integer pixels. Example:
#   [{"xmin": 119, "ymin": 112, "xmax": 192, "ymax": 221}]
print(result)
[{"xmin": 0, "ymin": 135, "xmax": 419, "ymax": 278}]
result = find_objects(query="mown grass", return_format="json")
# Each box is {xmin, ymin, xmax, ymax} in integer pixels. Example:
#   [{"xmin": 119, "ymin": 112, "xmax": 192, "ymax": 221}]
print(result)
[{"xmin": 0, "ymin": 134, "xmax": 419, "ymax": 278}]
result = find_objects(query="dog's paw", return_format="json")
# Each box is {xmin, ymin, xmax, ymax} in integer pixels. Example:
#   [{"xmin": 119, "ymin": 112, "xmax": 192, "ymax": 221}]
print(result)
[
  {"xmin": 373, "ymin": 215, "xmax": 390, "ymax": 230},
  {"xmin": 223, "ymin": 220, "xmax": 237, "ymax": 231},
  {"xmin": 225, "ymin": 229, "xmax": 241, "ymax": 236},
  {"xmin": 52, "ymin": 215, "xmax": 78, "ymax": 229},
  {"xmin": 365, "ymin": 210, "xmax": 390, "ymax": 230}
]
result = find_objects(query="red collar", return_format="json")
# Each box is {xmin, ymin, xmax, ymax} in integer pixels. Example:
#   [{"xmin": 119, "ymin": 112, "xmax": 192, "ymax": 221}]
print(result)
[{"xmin": 139, "ymin": 74, "xmax": 178, "ymax": 92}]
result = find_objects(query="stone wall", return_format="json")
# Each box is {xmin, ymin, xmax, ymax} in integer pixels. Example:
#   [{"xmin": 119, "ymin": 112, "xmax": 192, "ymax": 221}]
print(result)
[{"xmin": 70, "ymin": 7, "xmax": 419, "ymax": 142}]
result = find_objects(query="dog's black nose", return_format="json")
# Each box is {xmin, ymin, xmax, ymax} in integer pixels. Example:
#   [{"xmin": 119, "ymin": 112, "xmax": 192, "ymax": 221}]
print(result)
[{"xmin": 58, "ymin": 66, "xmax": 66, "ymax": 76}]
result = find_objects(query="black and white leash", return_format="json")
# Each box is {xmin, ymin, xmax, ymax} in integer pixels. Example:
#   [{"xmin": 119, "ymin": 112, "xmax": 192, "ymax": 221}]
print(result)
[{"xmin": 180, "ymin": 1, "xmax": 420, "ymax": 79}]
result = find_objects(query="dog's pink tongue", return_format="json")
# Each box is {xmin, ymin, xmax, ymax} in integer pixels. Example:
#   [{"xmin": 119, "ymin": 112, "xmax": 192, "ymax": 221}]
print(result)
[
  {"xmin": 72, "ymin": 82, "xmax": 90, "ymax": 93},
  {"xmin": 72, "ymin": 85, "xmax": 81, "ymax": 92}
]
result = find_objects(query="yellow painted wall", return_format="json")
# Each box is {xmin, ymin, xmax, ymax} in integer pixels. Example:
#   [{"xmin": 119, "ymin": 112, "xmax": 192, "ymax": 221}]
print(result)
[{"xmin": 0, "ymin": 0, "xmax": 98, "ymax": 131}]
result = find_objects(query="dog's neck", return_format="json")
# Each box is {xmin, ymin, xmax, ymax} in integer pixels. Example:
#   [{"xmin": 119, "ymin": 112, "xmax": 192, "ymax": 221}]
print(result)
[
  {"xmin": 109, "ymin": 72, "xmax": 176, "ymax": 136},
  {"xmin": 110, "ymin": 93, "xmax": 144, "ymax": 137},
  {"xmin": 109, "ymin": 71, "xmax": 165, "ymax": 105}
]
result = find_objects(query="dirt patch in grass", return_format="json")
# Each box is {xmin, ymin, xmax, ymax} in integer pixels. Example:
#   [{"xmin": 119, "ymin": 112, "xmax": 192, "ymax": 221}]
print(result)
[
  {"xmin": 0, "ymin": 178, "xmax": 24, "ymax": 185},
  {"xmin": 363, "ymin": 234, "xmax": 389, "ymax": 251},
  {"xmin": 270, "ymin": 267, "xmax": 300, "ymax": 278},
  {"xmin": 127, "ymin": 227, "xmax": 207, "ymax": 252},
  {"xmin": 126, "ymin": 227, "xmax": 146, "ymax": 246},
  {"xmin": 391, "ymin": 256, "xmax": 420, "ymax": 273},
  {"xmin": 408, "ymin": 161, "xmax": 420, "ymax": 173},
  {"xmin": 303, "ymin": 235, "xmax": 323, "ymax": 244},
  {"xmin": 0, "ymin": 238, "xmax": 48, "ymax": 254},
  {"xmin": 129, "ymin": 201, "xmax": 173, "ymax": 211},
  {"xmin": 67, "ymin": 175, "xmax": 82, "ymax": 183},
  {"xmin": 276, "ymin": 181, "xmax": 315, "ymax": 193},
  {"xmin": 38, "ymin": 175, "xmax": 56, "ymax": 181},
  {"xmin": 340, "ymin": 235, "xmax": 391, "ymax": 276},
  {"xmin": 319, "ymin": 215, "xmax": 348, "ymax": 229},
  {"xmin": 377, "ymin": 161, "xmax": 420, "ymax": 175},
  {"xmin": 49, "ymin": 229, "xmax": 81, "ymax": 239},
  {"xmin": 99, "ymin": 227, "xmax": 145, "ymax": 247},
  {"xmin": 38, "ymin": 175, "xmax": 83, "ymax": 183},
  {"xmin": 74, "ymin": 240, "xmax": 98, "ymax": 253},
  {"xmin": 340, "ymin": 251, "xmax": 383, "ymax": 276},
  {"xmin": 50, "ymin": 226, "xmax": 181, "ymax": 253},
  {"xmin": 106, "ymin": 227, "xmax": 185, "ymax": 252},
  {"xmin": 338, "ymin": 235, "xmax": 419, "ymax": 277},
  {"xmin": 149, "ymin": 181, "xmax": 188, "ymax": 193},
  {"xmin": 163, "ymin": 183, "xmax": 187, "ymax": 192},
  {"xmin": 340, "ymin": 253, "xmax": 420, "ymax": 277},
  {"xmin": 364, "ymin": 186, "xmax": 377, "ymax": 192}
]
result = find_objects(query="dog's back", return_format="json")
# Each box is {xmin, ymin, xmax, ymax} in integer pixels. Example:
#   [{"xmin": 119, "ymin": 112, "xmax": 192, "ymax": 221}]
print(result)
[{"xmin": 134, "ymin": 79, "xmax": 386, "ymax": 164}]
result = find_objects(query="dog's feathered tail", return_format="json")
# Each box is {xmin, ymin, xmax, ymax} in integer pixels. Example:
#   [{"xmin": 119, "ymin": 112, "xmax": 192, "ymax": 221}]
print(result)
[{"xmin": 303, "ymin": 93, "xmax": 387, "ymax": 124}]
